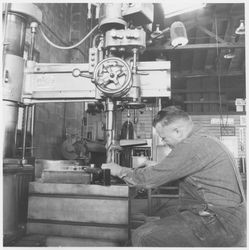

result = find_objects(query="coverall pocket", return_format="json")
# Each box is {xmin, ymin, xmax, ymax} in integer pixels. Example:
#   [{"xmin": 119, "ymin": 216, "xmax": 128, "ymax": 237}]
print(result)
[
  {"xmin": 180, "ymin": 210, "xmax": 233, "ymax": 246},
  {"xmin": 194, "ymin": 214, "xmax": 230, "ymax": 245}
]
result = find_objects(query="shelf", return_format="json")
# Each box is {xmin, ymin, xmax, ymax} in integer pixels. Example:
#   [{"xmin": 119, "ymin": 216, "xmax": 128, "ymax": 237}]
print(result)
[{"xmin": 184, "ymin": 101, "xmax": 235, "ymax": 104}]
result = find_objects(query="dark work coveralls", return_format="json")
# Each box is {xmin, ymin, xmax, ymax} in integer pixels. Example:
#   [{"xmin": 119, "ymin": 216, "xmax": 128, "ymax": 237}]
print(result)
[{"xmin": 120, "ymin": 127, "xmax": 246, "ymax": 247}]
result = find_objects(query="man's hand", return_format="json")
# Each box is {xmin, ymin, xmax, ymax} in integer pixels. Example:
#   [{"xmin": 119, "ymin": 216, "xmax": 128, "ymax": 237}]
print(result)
[
  {"xmin": 136, "ymin": 159, "xmax": 158, "ymax": 168},
  {"xmin": 102, "ymin": 163, "xmax": 123, "ymax": 177},
  {"xmin": 144, "ymin": 160, "xmax": 157, "ymax": 168}
]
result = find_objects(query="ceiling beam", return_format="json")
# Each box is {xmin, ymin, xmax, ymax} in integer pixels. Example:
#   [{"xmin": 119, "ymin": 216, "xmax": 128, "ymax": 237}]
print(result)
[
  {"xmin": 172, "ymin": 87, "xmax": 244, "ymax": 93},
  {"xmin": 146, "ymin": 42, "xmax": 244, "ymax": 51},
  {"xmin": 172, "ymin": 70, "xmax": 244, "ymax": 79},
  {"xmin": 196, "ymin": 25, "xmax": 226, "ymax": 43}
]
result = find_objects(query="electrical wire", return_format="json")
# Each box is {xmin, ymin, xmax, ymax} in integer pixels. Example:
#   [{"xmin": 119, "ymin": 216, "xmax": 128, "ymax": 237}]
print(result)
[
  {"xmin": 92, "ymin": 34, "xmax": 102, "ymax": 48},
  {"xmin": 40, "ymin": 22, "xmax": 86, "ymax": 57},
  {"xmin": 215, "ymin": 16, "xmax": 223, "ymax": 136},
  {"xmin": 38, "ymin": 24, "xmax": 99, "ymax": 50},
  {"xmin": 215, "ymin": 16, "xmax": 229, "ymax": 137}
]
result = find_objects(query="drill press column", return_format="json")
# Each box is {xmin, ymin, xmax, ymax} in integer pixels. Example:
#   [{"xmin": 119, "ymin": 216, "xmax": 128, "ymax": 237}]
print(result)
[{"xmin": 105, "ymin": 98, "xmax": 115, "ymax": 163}]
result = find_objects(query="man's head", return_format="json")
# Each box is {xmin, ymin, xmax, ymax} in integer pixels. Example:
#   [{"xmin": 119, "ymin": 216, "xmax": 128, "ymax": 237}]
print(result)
[{"xmin": 153, "ymin": 106, "xmax": 193, "ymax": 147}]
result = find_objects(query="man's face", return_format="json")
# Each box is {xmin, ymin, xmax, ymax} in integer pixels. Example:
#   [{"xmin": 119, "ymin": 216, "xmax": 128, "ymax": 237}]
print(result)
[{"xmin": 155, "ymin": 122, "xmax": 180, "ymax": 148}]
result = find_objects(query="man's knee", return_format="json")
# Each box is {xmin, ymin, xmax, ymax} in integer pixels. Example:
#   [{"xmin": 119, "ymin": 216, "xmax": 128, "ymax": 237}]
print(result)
[{"xmin": 131, "ymin": 223, "xmax": 155, "ymax": 246}]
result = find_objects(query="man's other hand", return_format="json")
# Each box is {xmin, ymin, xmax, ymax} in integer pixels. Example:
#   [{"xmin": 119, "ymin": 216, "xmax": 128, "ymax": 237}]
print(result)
[{"xmin": 102, "ymin": 163, "xmax": 123, "ymax": 177}]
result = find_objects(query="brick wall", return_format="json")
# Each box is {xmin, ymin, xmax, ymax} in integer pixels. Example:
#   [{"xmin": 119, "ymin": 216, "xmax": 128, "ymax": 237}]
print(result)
[
  {"xmin": 30, "ymin": 3, "xmax": 92, "ymax": 159},
  {"xmin": 69, "ymin": 3, "xmax": 91, "ymax": 63},
  {"xmin": 62, "ymin": 4, "xmax": 101, "ymax": 156},
  {"xmin": 27, "ymin": 3, "xmax": 72, "ymax": 63}
]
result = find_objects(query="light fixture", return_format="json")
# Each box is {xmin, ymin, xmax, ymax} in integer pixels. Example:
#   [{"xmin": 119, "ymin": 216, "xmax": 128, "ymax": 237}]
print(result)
[
  {"xmin": 151, "ymin": 24, "xmax": 163, "ymax": 39},
  {"xmin": 162, "ymin": 2, "xmax": 206, "ymax": 18},
  {"xmin": 235, "ymin": 20, "xmax": 245, "ymax": 35},
  {"xmin": 224, "ymin": 49, "xmax": 235, "ymax": 59},
  {"xmin": 170, "ymin": 21, "xmax": 188, "ymax": 47}
]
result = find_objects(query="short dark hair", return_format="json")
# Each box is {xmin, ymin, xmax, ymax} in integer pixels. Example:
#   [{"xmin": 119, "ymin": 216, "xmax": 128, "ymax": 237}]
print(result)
[{"xmin": 153, "ymin": 106, "xmax": 190, "ymax": 127}]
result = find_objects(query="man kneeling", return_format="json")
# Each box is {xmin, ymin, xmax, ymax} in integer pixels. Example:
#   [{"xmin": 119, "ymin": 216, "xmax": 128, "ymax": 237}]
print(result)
[{"xmin": 102, "ymin": 106, "xmax": 246, "ymax": 247}]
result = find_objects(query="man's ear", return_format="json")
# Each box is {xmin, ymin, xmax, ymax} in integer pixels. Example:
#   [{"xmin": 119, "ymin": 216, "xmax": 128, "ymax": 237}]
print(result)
[
  {"xmin": 174, "ymin": 127, "xmax": 179, "ymax": 134},
  {"xmin": 175, "ymin": 125, "xmax": 183, "ymax": 137},
  {"xmin": 176, "ymin": 128, "xmax": 182, "ymax": 137}
]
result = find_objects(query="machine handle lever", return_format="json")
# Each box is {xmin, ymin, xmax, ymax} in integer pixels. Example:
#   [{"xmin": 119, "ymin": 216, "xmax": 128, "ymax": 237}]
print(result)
[
  {"xmin": 79, "ymin": 73, "xmax": 93, "ymax": 79},
  {"xmin": 72, "ymin": 68, "xmax": 92, "ymax": 79},
  {"xmin": 136, "ymin": 71, "xmax": 149, "ymax": 75}
]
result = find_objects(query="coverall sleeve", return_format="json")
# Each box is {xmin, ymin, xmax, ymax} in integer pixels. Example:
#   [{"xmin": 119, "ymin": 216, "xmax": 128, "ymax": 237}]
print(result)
[{"xmin": 120, "ymin": 139, "xmax": 202, "ymax": 188}]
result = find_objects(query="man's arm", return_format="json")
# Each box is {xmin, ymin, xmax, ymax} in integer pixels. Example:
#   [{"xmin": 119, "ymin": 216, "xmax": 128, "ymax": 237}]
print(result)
[
  {"xmin": 102, "ymin": 159, "xmax": 158, "ymax": 185},
  {"xmin": 102, "ymin": 139, "xmax": 202, "ymax": 188}
]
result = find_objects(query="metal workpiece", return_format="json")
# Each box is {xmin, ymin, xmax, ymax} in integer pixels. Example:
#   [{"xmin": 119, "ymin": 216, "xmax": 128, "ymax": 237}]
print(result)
[{"xmin": 99, "ymin": 3, "xmax": 127, "ymax": 31}]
